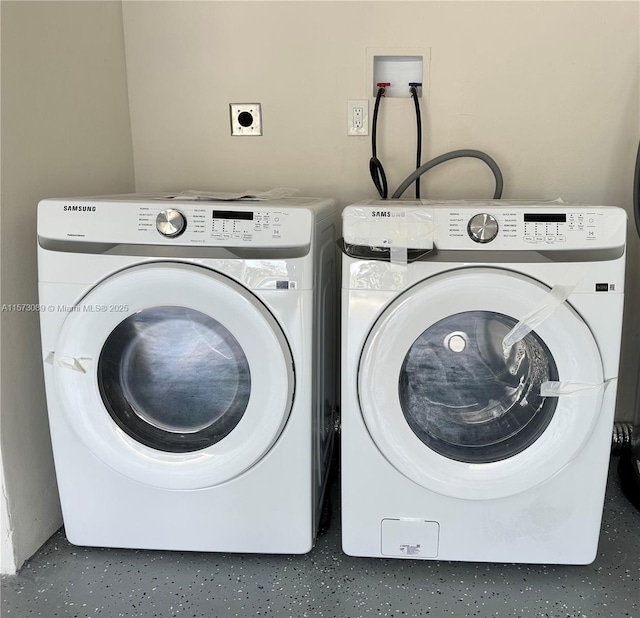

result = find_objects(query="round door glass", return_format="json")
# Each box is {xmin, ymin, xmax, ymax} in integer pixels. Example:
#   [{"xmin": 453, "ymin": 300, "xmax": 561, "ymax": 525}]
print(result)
[
  {"xmin": 399, "ymin": 311, "xmax": 558, "ymax": 463},
  {"xmin": 98, "ymin": 306, "xmax": 251, "ymax": 452}
]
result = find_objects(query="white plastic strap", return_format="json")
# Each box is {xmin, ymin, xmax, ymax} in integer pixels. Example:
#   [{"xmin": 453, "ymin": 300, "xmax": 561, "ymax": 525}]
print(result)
[
  {"xmin": 502, "ymin": 265, "xmax": 586, "ymax": 352},
  {"xmin": 502, "ymin": 283, "xmax": 575, "ymax": 351},
  {"xmin": 45, "ymin": 352, "xmax": 91, "ymax": 373},
  {"xmin": 390, "ymin": 245, "xmax": 408, "ymax": 265},
  {"xmin": 342, "ymin": 206, "xmax": 435, "ymax": 260},
  {"xmin": 540, "ymin": 378, "xmax": 617, "ymax": 397},
  {"xmin": 389, "ymin": 214, "xmax": 409, "ymax": 265}
]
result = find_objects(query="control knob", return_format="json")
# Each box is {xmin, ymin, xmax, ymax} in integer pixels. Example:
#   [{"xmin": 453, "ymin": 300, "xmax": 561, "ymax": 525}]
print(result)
[
  {"xmin": 467, "ymin": 213, "xmax": 498, "ymax": 243},
  {"xmin": 156, "ymin": 209, "xmax": 187, "ymax": 238}
]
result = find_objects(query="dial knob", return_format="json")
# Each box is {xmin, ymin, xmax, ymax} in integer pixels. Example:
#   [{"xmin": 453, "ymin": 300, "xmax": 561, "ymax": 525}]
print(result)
[
  {"xmin": 467, "ymin": 213, "xmax": 499, "ymax": 244},
  {"xmin": 156, "ymin": 209, "xmax": 186, "ymax": 237}
]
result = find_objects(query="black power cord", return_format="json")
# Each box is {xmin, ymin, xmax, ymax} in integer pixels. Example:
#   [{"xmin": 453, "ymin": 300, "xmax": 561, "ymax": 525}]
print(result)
[
  {"xmin": 369, "ymin": 86, "xmax": 388, "ymax": 199},
  {"xmin": 409, "ymin": 84, "xmax": 422, "ymax": 199}
]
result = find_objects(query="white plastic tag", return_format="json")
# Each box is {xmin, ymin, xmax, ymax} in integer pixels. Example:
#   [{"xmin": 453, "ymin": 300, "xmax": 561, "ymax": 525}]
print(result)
[
  {"xmin": 390, "ymin": 245, "xmax": 408, "ymax": 265},
  {"xmin": 540, "ymin": 378, "xmax": 617, "ymax": 397},
  {"xmin": 502, "ymin": 265, "xmax": 585, "ymax": 352},
  {"xmin": 45, "ymin": 352, "xmax": 91, "ymax": 373},
  {"xmin": 502, "ymin": 284, "xmax": 575, "ymax": 352}
]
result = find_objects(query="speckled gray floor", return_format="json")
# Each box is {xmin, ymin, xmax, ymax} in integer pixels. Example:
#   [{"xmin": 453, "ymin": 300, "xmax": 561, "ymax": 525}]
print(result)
[{"xmin": 2, "ymin": 457, "xmax": 639, "ymax": 618}]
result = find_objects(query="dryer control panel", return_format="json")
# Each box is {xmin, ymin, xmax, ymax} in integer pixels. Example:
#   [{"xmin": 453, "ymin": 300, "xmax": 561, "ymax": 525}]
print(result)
[{"xmin": 38, "ymin": 197, "xmax": 320, "ymax": 248}]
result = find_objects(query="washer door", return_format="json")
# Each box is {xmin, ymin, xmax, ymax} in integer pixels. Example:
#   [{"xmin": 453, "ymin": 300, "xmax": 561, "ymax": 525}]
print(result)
[
  {"xmin": 359, "ymin": 268, "xmax": 604, "ymax": 500},
  {"xmin": 52, "ymin": 262, "xmax": 295, "ymax": 490}
]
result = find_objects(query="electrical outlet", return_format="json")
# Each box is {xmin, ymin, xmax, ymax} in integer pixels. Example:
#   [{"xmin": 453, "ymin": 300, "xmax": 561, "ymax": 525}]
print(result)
[
  {"xmin": 230, "ymin": 103, "xmax": 262, "ymax": 136},
  {"xmin": 354, "ymin": 107, "xmax": 364, "ymax": 130},
  {"xmin": 347, "ymin": 100, "xmax": 368, "ymax": 136}
]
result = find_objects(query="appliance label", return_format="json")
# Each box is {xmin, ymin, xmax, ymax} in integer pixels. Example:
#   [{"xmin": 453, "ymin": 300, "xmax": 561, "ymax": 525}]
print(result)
[{"xmin": 399, "ymin": 544, "xmax": 421, "ymax": 556}]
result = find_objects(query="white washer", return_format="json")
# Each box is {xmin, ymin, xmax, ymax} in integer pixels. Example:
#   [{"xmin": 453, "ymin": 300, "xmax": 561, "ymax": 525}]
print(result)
[
  {"xmin": 38, "ymin": 194, "xmax": 338, "ymax": 553},
  {"xmin": 341, "ymin": 199, "xmax": 627, "ymax": 564}
]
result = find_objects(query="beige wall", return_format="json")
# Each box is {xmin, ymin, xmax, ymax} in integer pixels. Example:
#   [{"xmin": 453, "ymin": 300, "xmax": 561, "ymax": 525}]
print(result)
[
  {"xmin": 122, "ymin": 1, "xmax": 640, "ymax": 419},
  {"xmin": 0, "ymin": 1, "xmax": 134, "ymax": 573}
]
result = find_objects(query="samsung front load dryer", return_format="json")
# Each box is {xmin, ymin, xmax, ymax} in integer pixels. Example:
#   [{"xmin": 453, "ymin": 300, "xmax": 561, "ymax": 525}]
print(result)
[
  {"xmin": 38, "ymin": 194, "xmax": 338, "ymax": 553},
  {"xmin": 340, "ymin": 199, "xmax": 626, "ymax": 565}
]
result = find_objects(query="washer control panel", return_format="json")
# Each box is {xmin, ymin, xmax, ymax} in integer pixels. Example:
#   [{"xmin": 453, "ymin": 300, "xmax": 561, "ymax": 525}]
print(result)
[
  {"xmin": 341, "ymin": 201, "xmax": 626, "ymax": 252},
  {"xmin": 438, "ymin": 207, "xmax": 625, "ymax": 250},
  {"xmin": 521, "ymin": 212, "xmax": 591, "ymax": 245}
]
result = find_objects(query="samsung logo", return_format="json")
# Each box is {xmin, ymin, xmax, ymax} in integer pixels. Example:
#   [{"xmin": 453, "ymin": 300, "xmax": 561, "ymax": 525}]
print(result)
[
  {"xmin": 371, "ymin": 210, "xmax": 404, "ymax": 218},
  {"xmin": 63, "ymin": 205, "xmax": 96, "ymax": 212}
]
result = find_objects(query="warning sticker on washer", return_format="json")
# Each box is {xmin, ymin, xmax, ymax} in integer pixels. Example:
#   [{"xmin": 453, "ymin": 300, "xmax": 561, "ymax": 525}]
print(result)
[{"xmin": 399, "ymin": 544, "xmax": 421, "ymax": 556}]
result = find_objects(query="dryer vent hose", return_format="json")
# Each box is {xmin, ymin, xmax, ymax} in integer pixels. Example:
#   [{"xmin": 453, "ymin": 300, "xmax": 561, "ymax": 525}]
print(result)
[{"xmin": 612, "ymin": 422, "xmax": 634, "ymax": 455}]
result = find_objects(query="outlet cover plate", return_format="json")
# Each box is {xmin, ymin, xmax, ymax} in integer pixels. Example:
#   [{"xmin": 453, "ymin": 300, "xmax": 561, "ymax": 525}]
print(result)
[{"xmin": 230, "ymin": 103, "xmax": 262, "ymax": 136}]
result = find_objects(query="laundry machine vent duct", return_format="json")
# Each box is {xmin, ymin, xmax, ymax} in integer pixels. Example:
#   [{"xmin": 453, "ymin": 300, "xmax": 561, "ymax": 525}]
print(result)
[{"xmin": 612, "ymin": 422, "xmax": 634, "ymax": 455}]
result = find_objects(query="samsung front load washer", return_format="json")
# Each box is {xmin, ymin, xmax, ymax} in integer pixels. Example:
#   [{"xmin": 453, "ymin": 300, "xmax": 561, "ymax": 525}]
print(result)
[
  {"xmin": 341, "ymin": 199, "xmax": 626, "ymax": 564},
  {"xmin": 38, "ymin": 194, "xmax": 338, "ymax": 553}
]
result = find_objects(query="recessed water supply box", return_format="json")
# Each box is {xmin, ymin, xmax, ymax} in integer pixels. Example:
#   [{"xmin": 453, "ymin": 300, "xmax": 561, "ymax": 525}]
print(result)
[{"xmin": 368, "ymin": 49, "xmax": 430, "ymax": 99}]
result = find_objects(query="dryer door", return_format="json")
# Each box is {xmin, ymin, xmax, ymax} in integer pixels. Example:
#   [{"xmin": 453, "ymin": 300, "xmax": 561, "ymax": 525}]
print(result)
[
  {"xmin": 358, "ymin": 267, "xmax": 605, "ymax": 500},
  {"xmin": 51, "ymin": 262, "xmax": 294, "ymax": 490}
]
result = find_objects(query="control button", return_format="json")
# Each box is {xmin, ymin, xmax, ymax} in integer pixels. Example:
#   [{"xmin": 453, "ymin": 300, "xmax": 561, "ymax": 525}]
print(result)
[
  {"xmin": 156, "ymin": 209, "xmax": 187, "ymax": 237},
  {"xmin": 545, "ymin": 236, "xmax": 555, "ymax": 242},
  {"xmin": 557, "ymin": 236, "xmax": 566, "ymax": 242},
  {"xmin": 524, "ymin": 236, "xmax": 534, "ymax": 242},
  {"xmin": 467, "ymin": 213, "xmax": 499, "ymax": 243},
  {"xmin": 232, "ymin": 233, "xmax": 241, "ymax": 239},
  {"xmin": 534, "ymin": 236, "xmax": 544, "ymax": 242}
]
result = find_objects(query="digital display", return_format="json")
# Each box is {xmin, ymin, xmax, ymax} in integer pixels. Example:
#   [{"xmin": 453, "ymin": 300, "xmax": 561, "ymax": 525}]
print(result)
[
  {"xmin": 524, "ymin": 213, "xmax": 566, "ymax": 223},
  {"xmin": 212, "ymin": 210, "xmax": 254, "ymax": 221}
]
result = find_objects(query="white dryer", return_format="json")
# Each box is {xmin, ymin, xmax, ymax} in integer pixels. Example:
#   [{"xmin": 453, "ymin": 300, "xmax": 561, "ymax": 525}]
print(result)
[
  {"xmin": 341, "ymin": 199, "xmax": 627, "ymax": 564},
  {"xmin": 38, "ymin": 194, "xmax": 338, "ymax": 553}
]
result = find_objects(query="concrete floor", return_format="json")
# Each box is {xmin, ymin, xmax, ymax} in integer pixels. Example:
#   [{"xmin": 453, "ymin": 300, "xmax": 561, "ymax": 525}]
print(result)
[{"xmin": 2, "ymin": 458, "xmax": 639, "ymax": 618}]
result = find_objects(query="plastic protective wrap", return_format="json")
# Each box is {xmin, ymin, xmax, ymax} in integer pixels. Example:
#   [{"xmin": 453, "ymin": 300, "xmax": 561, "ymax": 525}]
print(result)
[
  {"xmin": 502, "ymin": 283, "xmax": 575, "ymax": 351},
  {"xmin": 399, "ymin": 311, "xmax": 558, "ymax": 463},
  {"xmin": 157, "ymin": 188, "xmax": 299, "ymax": 201},
  {"xmin": 342, "ymin": 205, "xmax": 435, "ymax": 265},
  {"xmin": 96, "ymin": 306, "xmax": 251, "ymax": 451},
  {"xmin": 45, "ymin": 352, "xmax": 91, "ymax": 373},
  {"xmin": 540, "ymin": 378, "xmax": 617, "ymax": 397},
  {"xmin": 349, "ymin": 261, "xmax": 410, "ymax": 290},
  {"xmin": 502, "ymin": 266, "xmax": 584, "ymax": 352}
]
